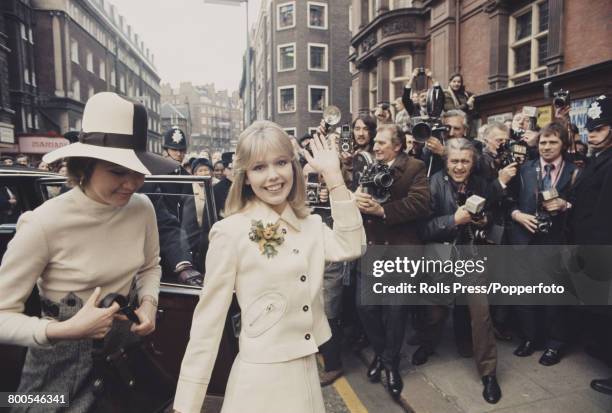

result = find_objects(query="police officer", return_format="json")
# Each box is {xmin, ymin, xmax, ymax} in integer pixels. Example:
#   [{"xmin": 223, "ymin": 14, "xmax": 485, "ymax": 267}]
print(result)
[
  {"xmin": 143, "ymin": 127, "xmax": 203, "ymax": 286},
  {"xmin": 569, "ymin": 96, "xmax": 612, "ymax": 396}
]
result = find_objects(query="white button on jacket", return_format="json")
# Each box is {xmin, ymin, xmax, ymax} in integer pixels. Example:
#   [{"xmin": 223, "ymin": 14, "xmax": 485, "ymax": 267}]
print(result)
[{"xmin": 173, "ymin": 196, "xmax": 365, "ymax": 413}]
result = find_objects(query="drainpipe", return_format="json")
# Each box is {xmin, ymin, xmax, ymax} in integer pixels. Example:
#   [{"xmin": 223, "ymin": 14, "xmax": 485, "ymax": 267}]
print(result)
[{"xmin": 455, "ymin": 0, "xmax": 461, "ymax": 73}]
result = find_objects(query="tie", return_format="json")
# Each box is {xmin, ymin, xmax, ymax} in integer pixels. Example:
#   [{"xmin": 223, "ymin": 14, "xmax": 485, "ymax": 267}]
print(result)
[{"xmin": 542, "ymin": 164, "xmax": 554, "ymax": 190}]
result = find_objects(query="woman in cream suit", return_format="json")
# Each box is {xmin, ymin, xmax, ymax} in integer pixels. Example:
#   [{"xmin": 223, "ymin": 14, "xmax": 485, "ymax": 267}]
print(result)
[{"xmin": 173, "ymin": 121, "xmax": 365, "ymax": 413}]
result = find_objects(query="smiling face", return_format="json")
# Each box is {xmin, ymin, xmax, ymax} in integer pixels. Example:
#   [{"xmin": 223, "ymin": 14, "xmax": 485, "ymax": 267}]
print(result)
[
  {"xmin": 446, "ymin": 149, "xmax": 474, "ymax": 183},
  {"xmin": 373, "ymin": 128, "xmax": 401, "ymax": 163},
  {"xmin": 83, "ymin": 160, "xmax": 145, "ymax": 207},
  {"xmin": 538, "ymin": 132, "xmax": 563, "ymax": 162},
  {"xmin": 449, "ymin": 75, "xmax": 463, "ymax": 91},
  {"xmin": 245, "ymin": 148, "xmax": 294, "ymax": 214}
]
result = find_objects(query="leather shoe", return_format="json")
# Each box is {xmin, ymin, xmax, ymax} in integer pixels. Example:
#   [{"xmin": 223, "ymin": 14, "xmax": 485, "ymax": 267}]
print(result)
[
  {"xmin": 482, "ymin": 375, "xmax": 502, "ymax": 404},
  {"xmin": 539, "ymin": 348, "xmax": 562, "ymax": 366},
  {"xmin": 319, "ymin": 369, "xmax": 343, "ymax": 387},
  {"xmin": 384, "ymin": 368, "xmax": 403, "ymax": 399},
  {"xmin": 412, "ymin": 345, "xmax": 434, "ymax": 366},
  {"xmin": 514, "ymin": 340, "xmax": 536, "ymax": 357},
  {"xmin": 177, "ymin": 268, "xmax": 203, "ymax": 287},
  {"xmin": 366, "ymin": 355, "xmax": 383, "ymax": 383},
  {"xmin": 590, "ymin": 377, "xmax": 612, "ymax": 395}
]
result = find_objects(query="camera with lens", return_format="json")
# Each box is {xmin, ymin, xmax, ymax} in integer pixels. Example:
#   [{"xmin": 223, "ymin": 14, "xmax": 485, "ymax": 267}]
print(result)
[
  {"xmin": 553, "ymin": 89, "xmax": 570, "ymax": 108},
  {"xmin": 534, "ymin": 188, "xmax": 559, "ymax": 234},
  {"xmin": 337, "ymin": 124, "xmax": 353, "ymax": 155},
  {"xmin": 306, "ymin": 172, "xmax": 323, "ymax": 206},
  {"xmin": 353, "ymin": 151, "xmax": 393, "ymax": 204},
  {"xmin": 411, "ymin": 83, "xmax": 449, "ymax": 143},
  {"xmin": 535, "ymin": 212, "xmax": 552, "ymax": 234},
  {"xmin": 497, "ymin": 140, "xmax": 529, "ymax": 167},
  {"xmin": 416, "ymin": 67, "xmax": 426, "ymax": 75},
  {"xmin": 509, "ymin": 127, "xmax": 525, "ymax": 141}
]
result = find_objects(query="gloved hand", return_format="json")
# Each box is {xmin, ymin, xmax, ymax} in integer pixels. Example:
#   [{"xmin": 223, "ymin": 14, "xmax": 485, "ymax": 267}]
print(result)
[{"xmin": 177, "ymin": 267, "xmax": 203, "ymax": 287}]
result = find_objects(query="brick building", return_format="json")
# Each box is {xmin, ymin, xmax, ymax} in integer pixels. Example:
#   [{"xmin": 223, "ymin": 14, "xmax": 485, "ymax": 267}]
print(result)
[
  {"xmin": 1, "ymin": 0, "xmax": 39, "ymax": 150},
  {"xmin": 241, "ymin": 0, "xmax": 353, "ymax": 138},
  {"xmin": 161, "ymin": 102, "xmax": 190, "ymax": 139},
  {"xmin": 161, "ymin": 82, "xmax": 242, "ymax": 155},
  {"xmin": 30, "ymin": 0, "xmax": 162, "ymax": 153},
  {"xmin": 350, "ymin": 0, "xmax": 612, "ymax": 138}
]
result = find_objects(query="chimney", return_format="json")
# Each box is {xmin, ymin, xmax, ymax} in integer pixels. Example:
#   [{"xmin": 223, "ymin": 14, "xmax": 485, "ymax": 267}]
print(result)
[
  {"xmin": 109, "ymin": 5, "xmax": 115, "ymax": 21},
  {"xmin": 134, "ymin": 33, "xmax": 139, "ymax": 46},
  {"xmin": 140, "ymin": 41, "xmax": 144, "ymax": 51},
  {"xmin": 146, "ymin": 48, "xmax": 149, "ymax": 58},
  {"xmin": 119, "ymin": 15, "xmax": 124, "ymax": 30},
  {"xmin": 127, "ymin": 25, "xmax": 132, "ymax": 40}
]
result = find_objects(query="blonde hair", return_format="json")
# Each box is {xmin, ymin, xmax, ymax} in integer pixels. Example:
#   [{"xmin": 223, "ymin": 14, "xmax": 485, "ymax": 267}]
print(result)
[{"xmin": 224, "ymin": 120, "xmax": 310, "ymax": 218}]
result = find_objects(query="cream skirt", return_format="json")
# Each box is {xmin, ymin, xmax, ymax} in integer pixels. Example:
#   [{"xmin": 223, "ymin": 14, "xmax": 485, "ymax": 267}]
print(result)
[{"xmin": 221, "ymin": 353, "xmax": 325, "ymax": 413}]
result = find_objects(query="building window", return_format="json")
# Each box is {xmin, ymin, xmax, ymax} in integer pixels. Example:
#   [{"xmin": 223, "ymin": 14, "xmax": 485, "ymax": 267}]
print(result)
[
  {"xmin": 34, "ymin": 114, "xmax": 39, "ymax": 129},
  {"xmin": 26, "ymin": 111, "xmax": 33, "ymax": 129},
  {"xmin": 88, "ymin": 86, "xmax": 95, "ymax": 99},
  {"xmin": 277, "ymin": 43, "xmax": 296, "ymax": 72},
  {"xmin": 390, "ymin": 0, "xmax": 413, "ymax": 9},
  {"xmin": 110, "ymin": 70, "xmax": 116, "ymax": 87},
  {"xmin": 278, "ymin": 86, "xmax": 296, "ymax": 113},
  {"xmin": 119, "ymin": 75, "xmax": 125, "ymax": 93},
  {"xmin": 308, "ymin": 43, "xmax": 328, "ymax": 71},
  {"xmin": 389, "ymin": 55, "xmax": 412, "ymax": 100},
  {"xmin": 86, "ymin": 52, "xmax": 94, "ymax": 72},
  {"xmin": 308, "ymin": 85, "xmax": 328, "ymax": 113},
  {"xmin": 283, "ymin": 128, "xmax": 296, "ymax": 137},
  {"xmin": 369, "ymin": 0, "xmax": 380, "ymax": 22},
  {"xmin": 308, "ymin": 2, "xmax": 327, "ymax": 30},
  {"xmin": 99, "ymin": 61, "xmax": 106, "ymax": 80},
  {"xmin": 72, "ymin": 79, "xmax": 81, "ymax": 101},
  {"xmin": 508, "ymin": 1, "xmax": 549, "ymax": 86},
  {"xmin": 369, "ymin": 69, "xmax": 378, "ymax": 109},
  {"xmin": 32, "ymin": 72, "xmax": 36, "ymax": 87},
  {"xmin": 71, "ymin": 40, "xmax": 79, "ymax": 64},
  {"xmin": 24, "ymin": 68, "xmax": 30, "ymax": 85},
  {"xmin": 28, "ymin": 28, "xmax": 34, "ymax": 44},
  {"xmin": 20, "ymin": 23, "xmax": 27, "ymax": 40},
  {"xmin": 277, "ymin": 2, "xmax": 295, "ymax": 30}
]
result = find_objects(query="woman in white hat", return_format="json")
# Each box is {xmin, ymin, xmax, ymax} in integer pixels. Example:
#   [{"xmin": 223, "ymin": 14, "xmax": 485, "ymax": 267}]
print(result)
[
  {"xmin": 173, "ymin": 121, "xmax": 365, "ymax": 413},
  {"xmin": 0, "ymin": 92, "xmax": 176, "ymax": 411}
]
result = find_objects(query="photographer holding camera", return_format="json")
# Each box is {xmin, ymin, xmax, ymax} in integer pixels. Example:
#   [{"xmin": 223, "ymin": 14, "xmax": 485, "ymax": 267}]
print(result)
[
  {"xmin": 508, "ymin": 121, "xmax": 579, "ymax": 366},
  {"xmin": 416, "ymin": 138, "xmax": 501, "ymax": 404},
  {"xmin": 354, "ymin": 123, "xmax": 430, "ymax": 399},
  {"xmin": 401, "ymin": 68, "xmax": 437, "ymax": 117}
]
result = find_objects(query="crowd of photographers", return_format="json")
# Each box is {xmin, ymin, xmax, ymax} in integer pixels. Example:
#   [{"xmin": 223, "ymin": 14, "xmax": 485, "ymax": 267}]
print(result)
[{"xmin": 296, "ymin": 71, "xmax": 612, "ymax": 405}]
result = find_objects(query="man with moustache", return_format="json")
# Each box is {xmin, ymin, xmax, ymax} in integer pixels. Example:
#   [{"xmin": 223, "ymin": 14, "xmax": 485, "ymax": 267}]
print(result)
[{"xmin": 415, "ymin": 138, "xmax": 501, "ymax": 404}]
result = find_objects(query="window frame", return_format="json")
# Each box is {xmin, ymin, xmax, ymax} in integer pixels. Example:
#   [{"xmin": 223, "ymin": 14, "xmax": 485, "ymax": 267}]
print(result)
[
  {"xmin": 389, "ymin": 55, "xmax": 412, "ymax": 101},
  {"xmin": 277, "ymin": 42, "xmax": 297, "ymax": 72},
  {"xmin": 283, "ymin": 128, "xmax": 297, "ymax": 137},
  {"xmin": 277, "ymin": 85, "xmax": 297, "ymax": 114},
  {"xmin": 307, "ymin": 43, "xmax": 328, "ymax": 72},
  {"xmin": 70, "ymin": 40, "xmax": 79, "ymax": 64},
  {"xmin": 389, "ymin": 0, "xmax": 413, "ymax": 9},
  {"xmin": 86, "ymin": 51, "xmax": 94, "ymax": 73},
  {"xmin": 508, "ymin": 0, "xmax": 549, "ymax": 86},
  {"xmin": 276, "ymin": 1, "xmax": 296, "ymax": 31},
  {"xmin": 307, "ymin": 1, "xmax": 328, "ymax": 30},
  {"xmin": 369, "ymin": 69, "xmax": 378, "ymax": 110},
  {"xmin": 308, "ymin": 85, "xmax": 329, "ymax": 113}
]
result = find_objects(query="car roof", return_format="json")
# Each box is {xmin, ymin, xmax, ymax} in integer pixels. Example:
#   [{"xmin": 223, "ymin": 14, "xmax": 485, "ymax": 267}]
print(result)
[{"xmin": 0, "ymin": 166, "xmax": 60, "ymax": 177}]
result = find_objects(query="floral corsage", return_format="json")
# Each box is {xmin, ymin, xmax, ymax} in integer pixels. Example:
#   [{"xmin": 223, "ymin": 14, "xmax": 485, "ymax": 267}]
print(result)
[{"xmin": 248, "ymin": 220, "xmax": 287, "ymax": 258}]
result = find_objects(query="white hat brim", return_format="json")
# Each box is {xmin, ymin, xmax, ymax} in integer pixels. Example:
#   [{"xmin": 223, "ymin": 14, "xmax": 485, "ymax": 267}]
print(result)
[{"xmin": 43, "ymin": 142, "xmax": 151, "ymax": 175}]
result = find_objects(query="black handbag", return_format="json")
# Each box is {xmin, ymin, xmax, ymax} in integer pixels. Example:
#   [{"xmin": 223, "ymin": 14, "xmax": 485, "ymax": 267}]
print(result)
[{"xmin": 92, "ymin": 294, "xmax": 174, "ymax": 413}]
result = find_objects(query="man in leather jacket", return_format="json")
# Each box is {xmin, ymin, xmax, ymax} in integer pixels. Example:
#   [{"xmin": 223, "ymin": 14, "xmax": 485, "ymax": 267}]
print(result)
[{"xmin": 415, "ymin": 138, "xmax": 502, "ymax": 404}]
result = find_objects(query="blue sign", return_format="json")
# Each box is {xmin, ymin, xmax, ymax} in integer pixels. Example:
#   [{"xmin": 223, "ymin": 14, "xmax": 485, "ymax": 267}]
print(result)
[{"xmin": 571, "ymin": 96, "xmax": 597, "ymax": 143}]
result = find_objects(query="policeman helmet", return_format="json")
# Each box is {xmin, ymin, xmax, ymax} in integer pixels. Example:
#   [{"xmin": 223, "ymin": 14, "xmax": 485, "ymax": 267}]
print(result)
[
  {"xmin": 163, "ymin": 127, "xmax": 187, "ymax": 150},
  {"xmin": 586, "ymin": 95, "xmax": 611, "ymax": 132}
]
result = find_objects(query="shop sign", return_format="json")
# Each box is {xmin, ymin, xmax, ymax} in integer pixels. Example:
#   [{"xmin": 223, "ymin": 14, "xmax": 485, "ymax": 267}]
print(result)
[
  {"xmin": 487, "ymin": 112, "xmax": 513, "ymax": 124},
  {"xmin": 571, "ymin": 96, "xmax": 598, "ymax": 142},
  {"xmin": 0, "ymin": 123, "xmax": 15, "ymax": 144},
  {"xmin": 18, "ymin": 136, "xmax": 70, "ymax": 154}
]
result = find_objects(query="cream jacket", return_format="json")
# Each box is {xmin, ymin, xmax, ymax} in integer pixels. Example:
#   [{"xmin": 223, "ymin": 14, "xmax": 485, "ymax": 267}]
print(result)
[{"xmin": 173, "ymin": 195, "xmax": 365, "ymax": 413}]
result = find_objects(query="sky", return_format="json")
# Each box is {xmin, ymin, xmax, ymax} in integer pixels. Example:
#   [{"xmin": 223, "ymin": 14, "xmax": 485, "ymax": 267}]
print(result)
[{"xmin": 108, "ymin": 0, "xmax": 263, "ymax": 93}]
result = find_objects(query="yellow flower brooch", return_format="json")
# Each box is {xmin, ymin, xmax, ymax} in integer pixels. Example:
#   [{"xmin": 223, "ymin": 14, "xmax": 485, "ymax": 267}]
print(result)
[{"xmin": 249, "ymin": 220, "xmax": 287, "ymax": 258}]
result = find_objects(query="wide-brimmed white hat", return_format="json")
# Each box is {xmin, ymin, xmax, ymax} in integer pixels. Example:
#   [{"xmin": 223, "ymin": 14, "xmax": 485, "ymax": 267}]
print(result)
[{"xmin": 44, "ymin": 92, "xmax": 178, "ymax": 175}]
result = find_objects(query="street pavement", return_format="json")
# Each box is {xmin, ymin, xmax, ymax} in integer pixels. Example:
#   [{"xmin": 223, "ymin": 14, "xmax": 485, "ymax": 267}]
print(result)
[{"xmin": 202, "ymin": 323, "xmax": 611, "ymax": 413}]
